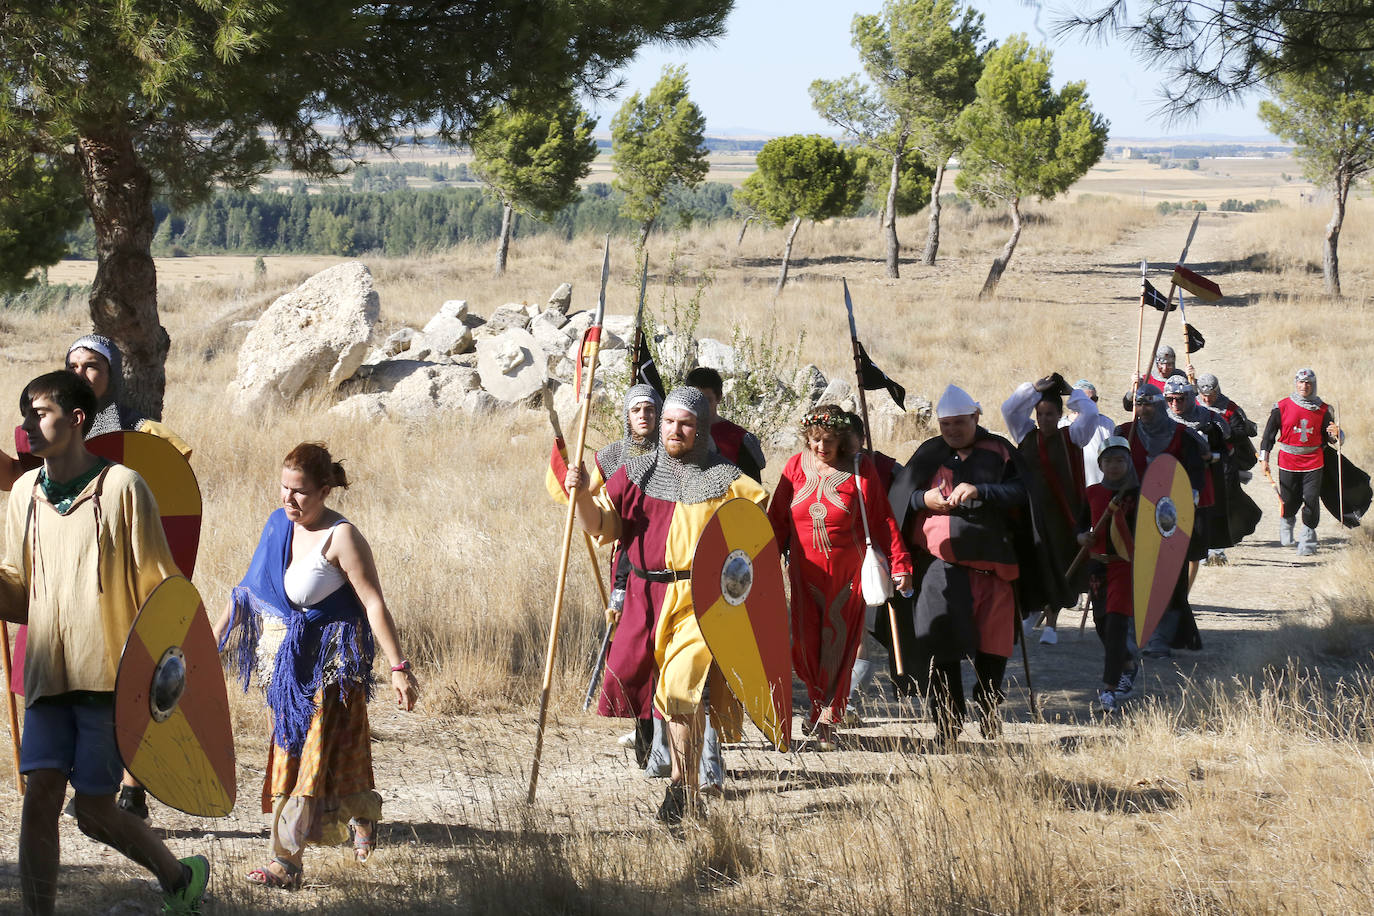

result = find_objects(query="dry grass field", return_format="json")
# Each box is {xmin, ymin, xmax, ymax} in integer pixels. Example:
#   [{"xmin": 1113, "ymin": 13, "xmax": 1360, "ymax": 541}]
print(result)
[{"xmin": 2, "ymin": 183, "xmax": 1374, "ymax": 914}]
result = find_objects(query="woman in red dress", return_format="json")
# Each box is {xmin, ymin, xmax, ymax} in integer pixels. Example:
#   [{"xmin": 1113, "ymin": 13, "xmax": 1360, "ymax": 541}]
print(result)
[{"xmin": 769, "ymin": 406, "xmax": 912, "ymax": 748}]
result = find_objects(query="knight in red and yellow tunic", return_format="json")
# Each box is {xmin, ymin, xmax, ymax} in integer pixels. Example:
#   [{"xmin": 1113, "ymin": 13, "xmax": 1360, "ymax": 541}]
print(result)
[{"xmin": 769, "ymin": 427, "xmax": 911, "ymax": 735}]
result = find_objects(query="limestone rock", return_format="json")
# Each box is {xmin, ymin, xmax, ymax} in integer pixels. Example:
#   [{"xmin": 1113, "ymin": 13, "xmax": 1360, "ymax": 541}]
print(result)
[
  {"xmin": 228, "ymin": 261, "xmax": 379, "ymax": 413},
  {"xmin": 477, "ymin": 329, "xmax": 547, "ymax": 404},
  {"xmin": 438, "ymin": 299, "xmax": 468, "ymax": 321},
  {"xmin": 330, "ymin": 393, "xmax": 389, "ymax": 421},
  {"xmin": 421, "ymin": 306, "xmax": 475, "ymax": 356},
  {"xmin": 531, "ymin": 319, "xmax": 574, "ymax": 357},
  {"xmin": 487, "ymin": 305, "xmax": 529, "ymax": 333},
  {"xmin": 817, "ymin": 378, "xmax": 852, "ymax": 407},
  {"xmin": 464, "ymin": 389, "xmax": 501, "ymax": 415},
  {"xmin": 531, "ymin": 308, "xmax": 569, "ymax": 331},
  {"xmin": 602, "ymin": 314, "xmax": 636, "ymax": 342},
  {"xmin": 696, "ymin": 338, "xmax": 739, "ymax": 374},
  {"xmin": 565, "ymin": 310, "xmax": 593, "ymax": 338},
  {"xmin": 548, "ymin": 282, "xmax": 573, "ymax": 314},
  {"xmin": 795, "ymin": 365, "xmax": 827, "ymax": 405},
  {"xmin": 383, "ymin": 327, "xmax": 418, "ymax": 356}
]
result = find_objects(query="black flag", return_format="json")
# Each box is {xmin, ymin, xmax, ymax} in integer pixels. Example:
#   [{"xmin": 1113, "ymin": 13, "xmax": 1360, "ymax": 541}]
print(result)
[
  {"xmin": 1143, "ymin": 279, "xmax": 1175, "ymax": 312},
  {"xmin": 856, "ymin": 340, "xmax": 906, "ymax": 410},
  {"xmin": 1184, "ymin": 323, "xmax": 1205, "ymax": 354},
  {"xmin": 631, "ymin": 329, "xmax": 665, "ymax": 398}
]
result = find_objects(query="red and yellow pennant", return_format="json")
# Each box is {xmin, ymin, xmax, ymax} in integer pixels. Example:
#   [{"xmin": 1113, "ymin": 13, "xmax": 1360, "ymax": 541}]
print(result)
[{"xmin": 1171, "ymin": 264, "xmax": 1222, "ymax": 301}]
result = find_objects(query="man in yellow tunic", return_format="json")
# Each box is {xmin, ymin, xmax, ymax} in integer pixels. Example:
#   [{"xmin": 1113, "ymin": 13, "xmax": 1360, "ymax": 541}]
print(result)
[
  {"xmin": 565, "ymin": 386, "xmax": 767, "ymax": 823},
  {"xmin": 0, "ymin": 372, "xmax": 207, "ymax": 915}
]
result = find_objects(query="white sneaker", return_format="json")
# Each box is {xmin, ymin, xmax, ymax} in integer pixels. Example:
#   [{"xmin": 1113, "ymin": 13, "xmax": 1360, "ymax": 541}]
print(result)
[
  {"xmin": 1022, "ymin": 612, "xmax": 1041, "ymax": 638},
  {"xmin": 616, "ymin": 730, "xmax": 637, "ymax": 748},
  {"xmin": 1039, "ymin": 626, "xmax": 1058, "ymax": 646},
  {"xmin": 1097, "ymin": 689, "xmax": 1118, "ymax": 713}
]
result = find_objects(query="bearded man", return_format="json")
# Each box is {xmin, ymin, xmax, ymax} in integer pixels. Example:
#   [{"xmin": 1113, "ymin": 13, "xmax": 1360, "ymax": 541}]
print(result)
[{"xmin": 566, "ymin": 387, "xmax": 767, "ymax": 823}]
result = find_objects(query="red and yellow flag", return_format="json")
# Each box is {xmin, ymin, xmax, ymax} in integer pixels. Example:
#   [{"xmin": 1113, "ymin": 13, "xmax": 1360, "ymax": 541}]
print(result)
[
  {"xmin": 1171, "ymin": 264, "xmax": 1222, "ymax": 301},
  {"xmin": 545, "ymin": 436, "xmax": 602, "ymax": 504}
]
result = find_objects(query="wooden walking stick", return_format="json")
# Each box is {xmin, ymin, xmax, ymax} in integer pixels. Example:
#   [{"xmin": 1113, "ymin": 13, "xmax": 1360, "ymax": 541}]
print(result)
[
  {"xmin": 1335, "ymin": 401, "xmax": 1346, "ymax": 525},
  {"xmin": 843, "ymin": 279, "xmax": 906, "ymax": 677},
  {"xmin": 1, "ymin": 622, "xmax": 23, "ymax": 794},
  {"xmin": 529, "ymin": 236, "xmax": 611, "ymax": 804}
]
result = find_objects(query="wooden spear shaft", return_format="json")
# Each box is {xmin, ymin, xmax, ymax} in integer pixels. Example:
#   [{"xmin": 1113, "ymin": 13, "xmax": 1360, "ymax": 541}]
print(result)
[
  {"xmin": 843, "ymin": 279, "xmax": 905, "ymax": 677},
  {"xmin": 529, "ymin": 239, "xmax": 610, "ymax": 804},
  {"xmin": 1, "ymin": 623, "xmax": 23, "ymax": 794}
]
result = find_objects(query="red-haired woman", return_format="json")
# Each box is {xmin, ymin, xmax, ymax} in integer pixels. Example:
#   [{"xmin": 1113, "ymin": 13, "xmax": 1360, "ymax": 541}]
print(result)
[
  {"xmin": 213, "ymin": 443, "xmax": 419, "ymax": 888},
  {"xmin": 769, "ymin": 406, "xmax": 912, "ymax": 748}
]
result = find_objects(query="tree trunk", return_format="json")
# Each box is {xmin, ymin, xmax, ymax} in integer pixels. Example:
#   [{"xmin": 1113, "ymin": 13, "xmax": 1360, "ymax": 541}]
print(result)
[
  {"xmin": 638, "ymin": 215, "xmax": 656, "ymax": 249},
  {"xmin": 883, "ymin": 150, "xmax": 901, "ymax": 278},
  {"xmin": 1324, "ymin": 173, "xmax": 1350, "ymax": 297},
  {"xmin": 495, "ymin": 201, "xmax": 514, "ymax": 275},
  {"xmin": 978, "ymin": 197, "xmax": 1022, "ymax": 300},
  {"xmin": 76, "ymin": 130, "xmax": 167, "ymax": 419},
  {"xmin": 922, "ymin": 161, "xmax": 947, "ymax": 266},
  {"xmin": 775, "ymin": 215, "xmax": 803, "ymax": 295},
  {"xmin": 736, "ymin": 216, "xmax": 754, "ymax": 246}
]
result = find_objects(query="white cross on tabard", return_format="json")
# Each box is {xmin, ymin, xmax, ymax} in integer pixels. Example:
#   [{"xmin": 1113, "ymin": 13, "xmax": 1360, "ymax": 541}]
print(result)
[{"xmin": 1295, "ymin": 418, "xmax": 1314, "ymax": 443}]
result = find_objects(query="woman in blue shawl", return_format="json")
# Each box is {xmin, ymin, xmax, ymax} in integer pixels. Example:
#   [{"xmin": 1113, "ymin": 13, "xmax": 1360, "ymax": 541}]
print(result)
[{"xmin": 214, "ymin": 443, "xmax": 419, "ymax": 889}]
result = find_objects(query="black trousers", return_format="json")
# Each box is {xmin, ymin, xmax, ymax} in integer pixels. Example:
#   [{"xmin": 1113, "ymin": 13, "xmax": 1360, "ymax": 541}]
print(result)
[
  {"xmin": 1279, "ymin": 467, "xmax": 1322, "ymax": 529},
  {"xmin": 914, "ymin": 652, "xmax": 1007, "ymax": 735},
  {"xmin": 1101, "ymin": 614, "xmax": 1131, "ymax": 688}
]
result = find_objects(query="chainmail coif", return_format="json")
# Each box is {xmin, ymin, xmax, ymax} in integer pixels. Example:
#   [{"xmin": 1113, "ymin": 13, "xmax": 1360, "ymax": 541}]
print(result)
[
  {"xmin": 67, "ymin": 333, "xmax": 147, "ymax": 438},
  {"xmin": 596, "ymin": 384, "xmax": 662, "ymax": 478},
  {"xmin": 624, "ymin": 386, "xmax": 741, "ymax": 504}
]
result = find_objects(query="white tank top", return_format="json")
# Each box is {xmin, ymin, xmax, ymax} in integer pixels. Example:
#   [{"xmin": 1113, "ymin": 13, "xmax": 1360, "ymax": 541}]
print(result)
[{"xmin": 283, "ymin": 521, "xmax": 349, "ymax": 608}]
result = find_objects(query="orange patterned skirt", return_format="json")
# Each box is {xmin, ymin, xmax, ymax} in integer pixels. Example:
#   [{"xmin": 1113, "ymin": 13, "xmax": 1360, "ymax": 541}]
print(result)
[{"xmin": 262, "ymin": 684, "xmax": 381, "ymax": 849}]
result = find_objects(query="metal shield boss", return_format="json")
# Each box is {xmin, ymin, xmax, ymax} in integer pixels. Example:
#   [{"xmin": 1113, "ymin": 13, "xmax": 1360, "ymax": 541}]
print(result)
[
  {"xmin": 115, "ymin": 576, "xmax": 236, "ymax": 817},
  {"xmin": 691, "ymin": 498, "xmax": 791, "ymax": 751}
]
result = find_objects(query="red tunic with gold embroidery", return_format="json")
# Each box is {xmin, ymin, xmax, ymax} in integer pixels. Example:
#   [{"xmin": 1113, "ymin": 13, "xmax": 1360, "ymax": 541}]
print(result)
[{"xmin": 769, "ymin": 452, "xmax": 911, "ymax": 723}]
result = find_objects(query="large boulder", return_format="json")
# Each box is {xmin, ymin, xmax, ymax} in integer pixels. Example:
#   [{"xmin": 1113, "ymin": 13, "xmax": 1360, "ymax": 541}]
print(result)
[
  {"xmin": 333, "ymin": 358, "xmax": 481, "ymax": 418},
  {"xmin": 487, "ymin": 305, "xmax": 530, "ymax": 334},
  {"xmin": 795, "ymin": 364, "xmax": 828, "ymax": 406},
  {"xmin": 420, "ymin": 301, "xmax": 474, "ymax": 356},
  {"xmin": 477, "ymin": 328, "xmax": 547, "ymax": 405},
  {"xmin": 696, "ymin": 338, "xmax": 739, "ymax": 374},
  {"xmin": 229, "ymin": 261, "xmax": 379, "ymax": 413}
]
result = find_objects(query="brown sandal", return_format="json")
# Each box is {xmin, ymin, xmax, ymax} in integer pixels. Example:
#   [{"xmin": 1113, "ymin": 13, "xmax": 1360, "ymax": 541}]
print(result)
[{"xmin": 350, "ymin": 818, "xmax": 376, "ymax": 864}]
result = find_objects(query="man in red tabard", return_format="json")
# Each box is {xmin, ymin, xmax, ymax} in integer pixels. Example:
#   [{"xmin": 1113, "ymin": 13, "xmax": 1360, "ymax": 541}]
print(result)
[
  {"xmin": 1259, "ymin": 368, "xmax": 1343, "ymax": 556},
  {"xmin": 685, "ymin": 367, "xmax": 766, "ymax": 483}
]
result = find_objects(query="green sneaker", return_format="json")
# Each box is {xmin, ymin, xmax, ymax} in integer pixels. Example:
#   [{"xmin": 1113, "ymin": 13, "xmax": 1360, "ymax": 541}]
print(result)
[{"xmin": 163, "ymin": 854, "xmax": 209, "ymax": 914}]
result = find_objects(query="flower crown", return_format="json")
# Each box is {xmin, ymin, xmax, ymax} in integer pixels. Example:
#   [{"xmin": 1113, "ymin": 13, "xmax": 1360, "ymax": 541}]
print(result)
[{"xmin": 799, "ymin": 409, "xmax": 852, "ymax": 432}]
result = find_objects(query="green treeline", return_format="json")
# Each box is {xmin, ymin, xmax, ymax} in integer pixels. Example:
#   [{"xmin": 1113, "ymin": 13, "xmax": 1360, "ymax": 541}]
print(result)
[{"xmin": 61, "ymin": 182, "xmax": 744, "ymax": 259}]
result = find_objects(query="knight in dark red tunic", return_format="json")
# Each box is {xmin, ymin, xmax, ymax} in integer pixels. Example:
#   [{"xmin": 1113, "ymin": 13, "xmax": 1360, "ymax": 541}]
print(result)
[{"xmin": 1260, "ymin": 368, "xmax": 1343, "ymax": 555}]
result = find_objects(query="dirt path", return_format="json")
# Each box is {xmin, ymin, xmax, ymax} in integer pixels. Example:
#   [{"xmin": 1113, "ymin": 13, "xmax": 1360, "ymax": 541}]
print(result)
[{"xmin": 0, "ymin": 213, "xmax": 1358, "ymax": 913}]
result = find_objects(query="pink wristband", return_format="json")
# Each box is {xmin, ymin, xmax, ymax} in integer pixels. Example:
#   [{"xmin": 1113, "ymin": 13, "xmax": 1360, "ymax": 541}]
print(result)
[{"xmin": 391, "ymin": 660, "xmax": 411, "ymax": 672}]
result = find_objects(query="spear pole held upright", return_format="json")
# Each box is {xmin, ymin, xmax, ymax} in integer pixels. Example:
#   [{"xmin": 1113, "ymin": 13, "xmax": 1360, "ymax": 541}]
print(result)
[
  {"xmin": 630, "ymin": 249, "xmax": 650, "ymax": 385},
  {"xmin": 543, "ymin": 385, "xmax": 609, "ymax": 610},
  {"xmin": 529, "ymin": 236, "xmax": 611, "ymax": 804},
  {"xmin": 1, "ymin": 623, "xmax": 22, "ymax": 794},
  {"xmin": 843, "ymin": 279, "xmax": 905, "ymax": 677},
  {"xmin": 1134, "ymin": 260, "xmax": 1147, "ymax": 393}
]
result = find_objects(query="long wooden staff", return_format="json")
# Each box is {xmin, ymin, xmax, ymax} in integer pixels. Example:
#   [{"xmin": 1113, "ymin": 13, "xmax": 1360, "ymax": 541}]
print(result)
[
  {"xmin": 843, "ymin": 279, "xmax": 905, "ymax": 677},
  {"xmin": 1, "ymin": 622, "xmax": 23, "ymax": 794},
  {"xmin": 543, "ymin": 386, "xmax": 609, "ymax": 610},
  {"xmin": 1134, "ymin": 259, "xmax": 1147, "ymax": 392},
  {"xmin": 529, "ymin": 236, "xmax": 611, "ymax": 804}
]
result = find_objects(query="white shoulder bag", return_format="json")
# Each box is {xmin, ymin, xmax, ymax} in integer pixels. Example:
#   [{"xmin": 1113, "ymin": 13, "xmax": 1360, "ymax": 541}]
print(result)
[{"xmin": 854, "ymin": 455, "xmax": 894, "ymax": 607}]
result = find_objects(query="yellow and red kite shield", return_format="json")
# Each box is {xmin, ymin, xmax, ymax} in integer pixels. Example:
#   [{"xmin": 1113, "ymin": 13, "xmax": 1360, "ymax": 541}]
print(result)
[
  {"xmin": 116, "ymin": 576, "xmax": 235, "ymax": 817},
  {"xmin": 692, "ymin": 498, "xmax": 791, "ymax": 751},
  {"xmin": 87, "ymin": 431, "xmax": 201, "ymax": 577},
  {"xmin": 10, "ymin": 431, "xmax": 202, "ymax": 698},
  {"xmin": 1134, "ymin": 454, "xmax": 1195, "ymax": 647}
]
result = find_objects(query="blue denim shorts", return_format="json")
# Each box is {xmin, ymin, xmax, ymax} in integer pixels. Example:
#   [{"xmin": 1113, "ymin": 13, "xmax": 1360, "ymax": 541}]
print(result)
[{"xmin": 20, "ymin": 694, "xmax": 124, "ymax": 796}]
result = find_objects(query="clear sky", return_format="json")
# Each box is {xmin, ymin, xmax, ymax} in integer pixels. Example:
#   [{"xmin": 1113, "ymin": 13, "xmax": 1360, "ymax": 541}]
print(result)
[{"xmin": 593, "ymin": 0, "xmax": 1271, "ymax": 141}]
